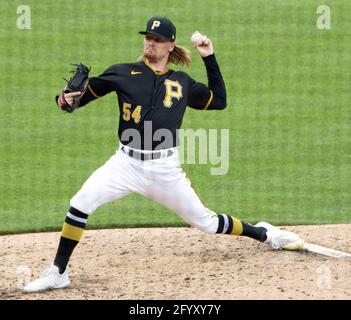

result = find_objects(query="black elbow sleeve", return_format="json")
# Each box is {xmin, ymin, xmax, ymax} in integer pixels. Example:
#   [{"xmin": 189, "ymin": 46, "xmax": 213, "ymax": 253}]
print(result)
[
  {"xmin": 209, "ymin": 94, "xmax": 227, "ymax": 110},
  {"xmin": 219, "ymin": 96, "xmax": 227, "ymax": 110}
]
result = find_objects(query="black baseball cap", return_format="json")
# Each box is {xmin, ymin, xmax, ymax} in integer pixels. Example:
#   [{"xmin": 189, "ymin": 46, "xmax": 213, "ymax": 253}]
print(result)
[{"xmin": 139, "ymin": 17, "xmax": 176, "ymax": 42}]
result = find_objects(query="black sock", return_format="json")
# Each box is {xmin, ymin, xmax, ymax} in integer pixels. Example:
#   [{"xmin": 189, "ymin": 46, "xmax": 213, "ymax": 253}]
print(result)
[
  {"xmin": 242, "ymin": 223, "xmax": 267, "ymax": 242},
  {"xmin": 53, "ymin": 207, "xmax": 88, "ymax": 274},
  {"xmin": 216, "ymin": 214, "xmax": 267, "ymax": 242},
  {"xmin": 54, "ymin": 237, "xmax": 79, "ymax": 274}
]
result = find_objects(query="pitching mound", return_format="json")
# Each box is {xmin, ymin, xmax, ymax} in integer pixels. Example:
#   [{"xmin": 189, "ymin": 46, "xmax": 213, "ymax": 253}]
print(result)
[{"xmin": 1, "ymin": 225, "xmax": 350, "ymax": 299}]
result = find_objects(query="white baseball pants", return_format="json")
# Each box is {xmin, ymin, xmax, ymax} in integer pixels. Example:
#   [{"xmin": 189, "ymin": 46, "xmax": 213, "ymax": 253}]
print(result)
[{"xmin": 70, "ymin": 145, "xmax": 220, "ymax": 233}]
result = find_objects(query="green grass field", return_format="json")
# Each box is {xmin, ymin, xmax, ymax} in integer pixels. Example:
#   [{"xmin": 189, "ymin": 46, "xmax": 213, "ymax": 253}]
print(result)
[{"xmin": 0, "ymin": 0, "xmax": 350, "ymax": 234}]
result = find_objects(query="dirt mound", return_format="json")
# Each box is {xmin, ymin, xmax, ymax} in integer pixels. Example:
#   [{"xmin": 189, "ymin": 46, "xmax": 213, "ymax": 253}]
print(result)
[{"xmin": 1, "ymin": 225, "xmax": 350, "ymax": 299}]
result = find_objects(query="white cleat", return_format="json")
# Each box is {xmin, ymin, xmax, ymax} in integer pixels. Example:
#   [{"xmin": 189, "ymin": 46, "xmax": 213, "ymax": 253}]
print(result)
[
  {"xmin": 23, "ymin": 264, "xmax": 70, "ymax": 293},
  {"xmin": 255, "ymin": 222, "xmax": 304, "ymax": 251}
]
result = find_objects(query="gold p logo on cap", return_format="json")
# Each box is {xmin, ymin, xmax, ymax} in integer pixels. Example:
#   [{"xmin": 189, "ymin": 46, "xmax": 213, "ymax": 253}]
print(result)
[{"xmin": 151, "ymin": 20, "xmax": 161, "ymax": 30}]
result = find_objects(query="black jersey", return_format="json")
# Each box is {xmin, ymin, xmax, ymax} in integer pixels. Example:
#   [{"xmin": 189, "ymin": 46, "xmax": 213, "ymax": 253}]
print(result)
[{"xmin": 76, "ymin": 54, "xmax": 227, "ymax": 150}]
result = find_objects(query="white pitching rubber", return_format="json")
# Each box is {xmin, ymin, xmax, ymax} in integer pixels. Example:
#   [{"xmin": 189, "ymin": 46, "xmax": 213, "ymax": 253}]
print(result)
[{"xmin": 303, "ymin": 242, "xmax": 351, "ymax": 258}]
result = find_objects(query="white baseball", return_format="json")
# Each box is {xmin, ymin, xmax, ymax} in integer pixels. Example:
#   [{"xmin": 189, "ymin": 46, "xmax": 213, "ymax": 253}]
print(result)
[{"xmin": 191, "ymin": 31, "xmax": 204, "ymax": 46}]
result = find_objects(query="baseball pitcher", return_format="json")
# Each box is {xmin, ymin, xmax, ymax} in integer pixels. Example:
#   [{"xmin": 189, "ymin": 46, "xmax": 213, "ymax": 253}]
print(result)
[{"xmin": 24, "ymin": 17, "xmax": 304, "ymax": 292}]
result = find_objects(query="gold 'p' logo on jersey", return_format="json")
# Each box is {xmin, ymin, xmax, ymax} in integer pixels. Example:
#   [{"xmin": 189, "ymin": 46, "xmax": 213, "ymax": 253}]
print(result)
[
  {"xmin": 163, "ymin": 79, "xmax": 183, "ymax": 108},
  {"xmin": 151, "ymin": 20, "xmax": 161, "ymax": 30}
]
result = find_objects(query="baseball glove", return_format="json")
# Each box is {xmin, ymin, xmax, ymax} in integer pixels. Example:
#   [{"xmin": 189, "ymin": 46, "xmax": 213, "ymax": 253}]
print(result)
[{"xmin": 57, "ymin": 63, "xmax": 90, "ymax": 113}]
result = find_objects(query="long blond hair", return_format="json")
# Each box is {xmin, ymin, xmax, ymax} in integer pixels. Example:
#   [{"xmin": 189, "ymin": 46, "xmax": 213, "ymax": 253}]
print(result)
[
  {"xmin": 168, "ymin": 45, "xmax": 191, "ymax": 67},
  {"xmin": 138, "ymin": 44, "xmax": 192, "ymax": 67}
]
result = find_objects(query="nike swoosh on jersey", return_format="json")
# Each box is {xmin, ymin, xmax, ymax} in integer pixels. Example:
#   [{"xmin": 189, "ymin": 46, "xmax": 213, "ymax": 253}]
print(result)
[{"xmin": 131, "ymin": 71, "xmax": 142, "ymax": 75}]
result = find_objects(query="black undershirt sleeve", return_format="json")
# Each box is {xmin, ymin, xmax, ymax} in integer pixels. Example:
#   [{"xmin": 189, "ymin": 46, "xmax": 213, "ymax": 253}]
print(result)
[
  {"xmin": 188, "ymin": 54, "xmax": 227, "ymax": 110},
  {"xmin": 78, "ymin": 65, "xmax": 119, "ymax": 108}
]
